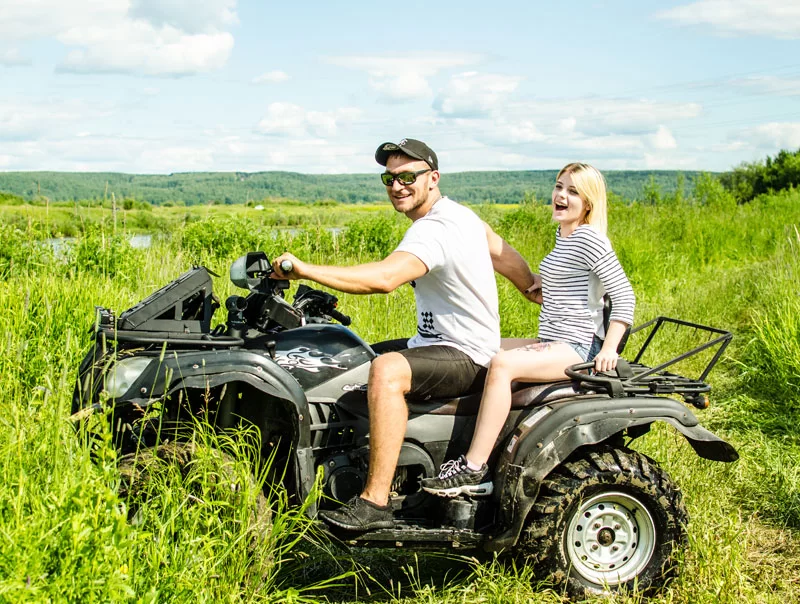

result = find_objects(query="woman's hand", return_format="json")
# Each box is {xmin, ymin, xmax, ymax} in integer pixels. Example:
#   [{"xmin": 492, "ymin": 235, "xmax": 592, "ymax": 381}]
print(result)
[
  {"xmin": 593, "ymin": 348, "xmax": 619, "ymax": 373},
  {"xmin": 593, "ymin": 320, "xmax": 628, "ymax": 372}
]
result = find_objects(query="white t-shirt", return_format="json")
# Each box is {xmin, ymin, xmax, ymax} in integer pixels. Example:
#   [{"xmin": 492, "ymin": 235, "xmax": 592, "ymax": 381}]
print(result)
[{"xmin": 394, "ymin": 197, "xmax": 500, "ymax": 367}]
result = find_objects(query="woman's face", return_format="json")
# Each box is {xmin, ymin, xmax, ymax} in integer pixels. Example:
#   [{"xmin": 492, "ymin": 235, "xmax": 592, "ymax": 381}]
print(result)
[{"xmin": 551, "ymin": 171, "xmax": 588, "ymax": 231}]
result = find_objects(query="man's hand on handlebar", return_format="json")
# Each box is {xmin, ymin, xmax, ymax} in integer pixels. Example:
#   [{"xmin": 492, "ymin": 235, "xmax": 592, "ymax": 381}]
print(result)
[{"xmin": 272, "ymin": 253, "xmax": 304, "ymax": 279}]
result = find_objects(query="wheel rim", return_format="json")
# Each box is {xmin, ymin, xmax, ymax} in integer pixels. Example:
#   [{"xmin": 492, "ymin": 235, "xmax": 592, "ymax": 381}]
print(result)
[{"xmin": 565, "ymin": 490, "xmax": 657, "ymax": 586}]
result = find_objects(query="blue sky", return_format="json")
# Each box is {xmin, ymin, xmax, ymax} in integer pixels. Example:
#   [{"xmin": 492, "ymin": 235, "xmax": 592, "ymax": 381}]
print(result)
[{"xmin": 1, "ymin": 0, "xmax": 799, "ymax": 174}]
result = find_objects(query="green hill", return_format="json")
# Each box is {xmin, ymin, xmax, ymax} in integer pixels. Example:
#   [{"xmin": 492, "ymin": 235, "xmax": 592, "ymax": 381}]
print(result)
[{"xmin": 0, "ymin": 170, "xmax": 703, "ymax": 205}]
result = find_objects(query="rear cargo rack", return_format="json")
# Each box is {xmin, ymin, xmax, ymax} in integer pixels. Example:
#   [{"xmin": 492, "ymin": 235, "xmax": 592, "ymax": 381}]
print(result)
[
  {"xmin": 565, "ymin": 316, "xmax": 732, "ymax": 405},
  {"xmin": 629, "ymin": 316, "xmax": 732, "ymax": 382}
]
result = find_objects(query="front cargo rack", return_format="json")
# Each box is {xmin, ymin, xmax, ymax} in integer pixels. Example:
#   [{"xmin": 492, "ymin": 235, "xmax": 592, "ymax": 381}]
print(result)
[{"xmin": 565, "ymin": 316, "xmax": 732, "ymax": 407}]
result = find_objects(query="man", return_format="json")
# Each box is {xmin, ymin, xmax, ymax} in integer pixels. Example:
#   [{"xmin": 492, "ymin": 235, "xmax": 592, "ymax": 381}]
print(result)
[{"xmin": 272, "ymin": 138, "xmax": 537, "ymax": 531}]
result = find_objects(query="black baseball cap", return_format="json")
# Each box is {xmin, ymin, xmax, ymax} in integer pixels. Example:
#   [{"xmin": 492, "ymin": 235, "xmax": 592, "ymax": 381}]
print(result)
[{"xmin": 375, "ymin": 138, "xmax": 438, "ymax": 171}]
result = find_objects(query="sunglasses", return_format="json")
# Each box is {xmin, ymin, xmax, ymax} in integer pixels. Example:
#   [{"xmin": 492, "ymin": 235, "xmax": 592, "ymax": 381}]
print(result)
[{"xmin": 380, "ymin": 169, "xmax": 431, "ymax": 187}]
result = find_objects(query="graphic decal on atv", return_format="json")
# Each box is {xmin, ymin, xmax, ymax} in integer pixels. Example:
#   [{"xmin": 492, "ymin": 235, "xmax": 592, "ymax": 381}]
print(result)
[
  {"xmin": 342, "ymin": 383, "xmax": 368, "ymax": 392},
  {"xmin": 275, "ymin": 347, "xmax": 348, "ymax": 373}
]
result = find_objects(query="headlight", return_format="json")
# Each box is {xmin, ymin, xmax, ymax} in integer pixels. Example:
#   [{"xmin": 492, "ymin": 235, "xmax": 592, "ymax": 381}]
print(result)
[{"xmin": 104, "ymin": 357, "xmax": 153, "ymax": 398}]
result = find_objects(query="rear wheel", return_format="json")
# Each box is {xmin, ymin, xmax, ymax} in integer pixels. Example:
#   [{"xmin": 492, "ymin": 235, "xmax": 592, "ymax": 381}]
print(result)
[{"xmin": 521, "ymin": 446, "xmax": 687, "ymax": 598}]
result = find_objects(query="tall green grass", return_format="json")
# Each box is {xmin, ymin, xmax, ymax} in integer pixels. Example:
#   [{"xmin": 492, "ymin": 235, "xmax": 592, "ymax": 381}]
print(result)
[{"xmin": 0, "ymin": 190, "xmax": 798, "ymax": 602}]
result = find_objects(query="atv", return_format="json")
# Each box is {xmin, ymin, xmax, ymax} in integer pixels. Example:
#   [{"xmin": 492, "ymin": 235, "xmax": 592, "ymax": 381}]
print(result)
[{"xmin": 72, "ymin": 251, "xmax": 738, "ymax": 599}]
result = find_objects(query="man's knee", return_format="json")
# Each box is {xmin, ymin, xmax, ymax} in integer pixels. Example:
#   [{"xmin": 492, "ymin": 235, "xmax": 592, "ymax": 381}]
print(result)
[{"xmin": 369, "ymin": 352, "xmax": 412, "ymax": 395}]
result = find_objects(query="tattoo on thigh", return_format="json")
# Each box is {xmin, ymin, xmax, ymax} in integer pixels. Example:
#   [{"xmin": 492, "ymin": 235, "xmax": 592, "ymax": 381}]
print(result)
[{"xmin": 519, "ymin": 341, "xmax": 552, "ymax": 353}]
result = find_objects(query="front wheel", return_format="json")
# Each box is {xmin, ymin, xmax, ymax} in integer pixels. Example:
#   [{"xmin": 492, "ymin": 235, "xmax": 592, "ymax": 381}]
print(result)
[
  {"xmin": 118, "ymin": 441, "xmax": 271, "ymax": 541},
  {"xmin": 521, "ymin": 446, "xmax": 687, "ymax": 598}
]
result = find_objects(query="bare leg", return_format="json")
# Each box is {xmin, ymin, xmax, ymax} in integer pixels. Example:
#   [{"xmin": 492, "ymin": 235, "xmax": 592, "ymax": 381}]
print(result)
[
  {"xmin": 360, "ymin": 352, "xmax": 412, "ymax": 507},
  {"xmin": 465, "ymin": 343, "xmax": 582, "ymax": 466}
]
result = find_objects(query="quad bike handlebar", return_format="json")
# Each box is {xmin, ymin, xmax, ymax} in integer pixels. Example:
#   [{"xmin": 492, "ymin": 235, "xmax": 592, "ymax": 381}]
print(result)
[
  {"xmin": 564, "ymin": 361, "xmax": 596, "ymax": 377},
  {"xmin": 276, "ymin": 259, "xmax": 352, "ymax": 326},
  {"xmin": 565, "ymin": 359, "xmax": 712, "ymax": 408}
]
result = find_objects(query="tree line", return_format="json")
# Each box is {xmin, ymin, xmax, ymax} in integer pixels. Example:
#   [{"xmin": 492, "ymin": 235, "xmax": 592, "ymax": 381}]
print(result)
[
  {"xmin": 0, "ymin": 170, "xmax": 699, "ymax": 206},
  {"xmin": 2, "ymin": 146, "xmax": 798, "ymax": 206}
]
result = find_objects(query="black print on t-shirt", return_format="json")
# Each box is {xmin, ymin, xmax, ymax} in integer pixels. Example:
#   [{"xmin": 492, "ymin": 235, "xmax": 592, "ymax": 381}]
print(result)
[{"xmin": 418, "ymin": 311, "xmax": 442, "ymax": 339}]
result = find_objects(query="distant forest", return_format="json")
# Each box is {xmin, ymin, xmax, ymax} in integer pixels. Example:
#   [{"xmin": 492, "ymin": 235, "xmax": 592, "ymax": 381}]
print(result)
[{"xmin": 0, "ymin": 170, "xmax": 704, "ymax": 206}]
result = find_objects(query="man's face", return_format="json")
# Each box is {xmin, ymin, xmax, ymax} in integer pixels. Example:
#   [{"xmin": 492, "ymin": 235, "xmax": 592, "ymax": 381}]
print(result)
[{"xmin": 383, "ymin": 154, "xmax": 437, "ymax": 218}]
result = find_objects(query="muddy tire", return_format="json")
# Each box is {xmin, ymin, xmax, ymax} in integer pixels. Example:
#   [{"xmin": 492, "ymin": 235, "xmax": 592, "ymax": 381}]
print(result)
[
  {"xmin": 118, "ymin": 441, "xmax": 271, "ymax": 541},
  {"xmin": 521, "ymin": 446, "xmax": 688, "ymax": 598}
]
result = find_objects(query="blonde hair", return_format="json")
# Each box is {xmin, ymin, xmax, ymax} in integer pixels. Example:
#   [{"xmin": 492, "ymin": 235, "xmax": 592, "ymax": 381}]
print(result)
[{"xmin": 557, "ymin": 162, "xmax": 608, "ymax": 236}]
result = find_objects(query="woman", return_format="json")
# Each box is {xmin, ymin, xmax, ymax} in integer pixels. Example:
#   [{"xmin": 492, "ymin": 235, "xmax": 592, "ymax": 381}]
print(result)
[{"xmin": 421, "ymin": 162, "xmax": 635, "ymax": 497}]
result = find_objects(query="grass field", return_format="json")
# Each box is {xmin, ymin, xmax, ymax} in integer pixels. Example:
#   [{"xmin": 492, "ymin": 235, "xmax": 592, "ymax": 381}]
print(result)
[{"xmin": 0, "ymin": 189, "xmax": 798, "ymax": 603}]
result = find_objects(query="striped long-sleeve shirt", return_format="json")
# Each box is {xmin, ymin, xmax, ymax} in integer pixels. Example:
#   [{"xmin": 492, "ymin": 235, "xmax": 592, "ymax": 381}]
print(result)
[{"xmin": 538, "ymin": 224, "xmax": 635, "ymax": 346}]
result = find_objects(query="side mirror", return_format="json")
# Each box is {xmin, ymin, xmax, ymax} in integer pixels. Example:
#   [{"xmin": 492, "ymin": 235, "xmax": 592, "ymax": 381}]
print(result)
[{"xmin": 230, "ymin": 252, "xmax": 272, "ymax": 291}]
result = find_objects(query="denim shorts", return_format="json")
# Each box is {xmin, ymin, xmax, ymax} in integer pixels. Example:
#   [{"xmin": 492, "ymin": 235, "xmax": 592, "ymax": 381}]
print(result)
[{"xmin": 539, "ymin": 336, "xmax": 603, "ymax": 363}]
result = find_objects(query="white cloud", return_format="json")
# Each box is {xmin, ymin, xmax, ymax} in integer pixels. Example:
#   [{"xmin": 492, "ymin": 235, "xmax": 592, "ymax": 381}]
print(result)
[
  {"xmin": 451, "ymin": 98, "xmax": 699, "ymax": 157},
  {"xmin": 252, "ymin": 70, "xmax": 290, "ymax": 84},
  {"xmin": 496, "ymin": 153, "xmax": 530, "ymax": 168},
  {"xmin": 0, "ymin": 1, "xmax": 114, "ymax": 41},
  {"xmin": 567, "ymin": 135, "xmax": 645, "ymax": 152},
  {"xmin": 643, "ymin": 152, "xmax": 699, "ymax": 169},
  {"xmin": 0, "ymin": 0, "xmax": 237, "ymax": 76},
  {"xmin": 0, "ymin": 48, "xmax": 31, "ymax": 67},
  {"xmin": 129, "ymin": 0, "xmax": 238, "ymax": 34},
  {"xmin": 259, "ymin": 139, "xmax": 368, "ymax": 174},
  {"xmin": 730, "ymin": 75, "xmax": 800, "ymax": 96},
  {"xmin": 256, "ymin": 102, "xmax": 360, "ymax": 138},
  {"xmin": 0, "ymin": 100, "xmax": 88, "ymax": 141},
  {"xmin": 139, "ymin": 146, "xmax": 216, "ymax": 172},
  {"xmin": 657, "ymin": 0, "xmax": 800, "ymax": 39},
  {"xmin": 58, "ymin": 23, "xmax": 234, "ymax": 76},
  {"xmin": 370, "ymin": 71, "xmax": 432, "ymax": 103},
  {"xmin": 326, "ymin": 53, "xmax": 481, "ymax": 102},
  {"xmin": 708, "ymin": 140, "xmax": 748, "ymax": 153},
  {"xmin": 561, "ymin": 99, "xmax": 702, "ymax": 136},
  {"xmin": 433, "ymin": 71, "xmax": 522, "ymax": 118},
  {"xmin": 739, "ymin": 122, "xmax": 800, "ymax": 149},
  {"xmin": 452, "ymin": 98, "xmax": 700, "ymax": 139},
  {"xmin": 559, "ymin": 117, "xmax": 577, "ymax": 133},
  {"xmin": 474, "ymin": 118, "xmax": 547, "ymax": 146},
  {"xmin": 0, "ymin": 135, "xmax": 217, "ymax": 173},
  {"xmin": 650, "ymin": 126, "xmax": 678, "ymax": 150}
]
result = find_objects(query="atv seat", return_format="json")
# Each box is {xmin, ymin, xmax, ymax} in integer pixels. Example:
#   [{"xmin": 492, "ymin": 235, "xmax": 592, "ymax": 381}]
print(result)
[
  {"xmin": 406, "ymin": 380, "xmax": 585, "ymax": 417},
  {"xmin": 404, "ymin": 337, "xmax": 589, "ymax": 416}
]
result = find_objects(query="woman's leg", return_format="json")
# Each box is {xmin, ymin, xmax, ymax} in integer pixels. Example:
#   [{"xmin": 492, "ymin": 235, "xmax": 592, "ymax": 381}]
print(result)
[{"xmin": 465, "ymin": 342, "xmax": 582, "ymax": 466}]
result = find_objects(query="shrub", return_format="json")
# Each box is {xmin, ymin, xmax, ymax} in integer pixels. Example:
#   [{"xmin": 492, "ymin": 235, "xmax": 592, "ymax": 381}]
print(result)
[
  {"xmin": 0, "ymin": 224, "xmax": 53, "ymax": 277},
  {"xmin": 69, "ymin": 227, "xmax": 140, "ymax": 279},
  {"xmin": 179, "ymin": 216, "xmax": 264, "ymax": 260},
  {"xmin": 720, "ymin": 147, "xmax": 800, "ymax": 203},
  {"xmin": 342, "ymin": 214, "xmax": 404, "ymax": 259},
  {"xmin": 692, "ymin": 172, "xmax": 736, "ymax": 209},
  {"xmin": 0, "ymin": 191, "xmax": 26, "ymax": 205}
]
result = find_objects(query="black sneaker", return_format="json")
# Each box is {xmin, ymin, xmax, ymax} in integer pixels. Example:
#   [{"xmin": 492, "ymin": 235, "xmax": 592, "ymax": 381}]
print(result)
[
  {"xmin": 421, "ymin": 455, "xmax": 493, "ymax": 497},
  {"xmin": 318, "ymin": 496, "xmax": 394, "ymax": 531}
]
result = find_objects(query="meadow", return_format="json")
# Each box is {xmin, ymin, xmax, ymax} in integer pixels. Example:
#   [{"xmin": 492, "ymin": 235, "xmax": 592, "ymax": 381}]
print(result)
[{"xmin": 0, "ymin": 184, "xmax": 798, "ymax": 603}]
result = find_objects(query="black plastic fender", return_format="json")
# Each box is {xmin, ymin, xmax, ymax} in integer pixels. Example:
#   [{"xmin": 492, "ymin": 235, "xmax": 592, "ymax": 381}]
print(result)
[
  {"xmin": 105, "ymin": 348, "xmax": 316, "ymax": 503},
  {"xmin": 486, "ymin": 394, "xmax": 738, "ymax": 552},
  {"xmin": 121, "ymin": 349, "xmax": 306, "ymax": 428}
]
